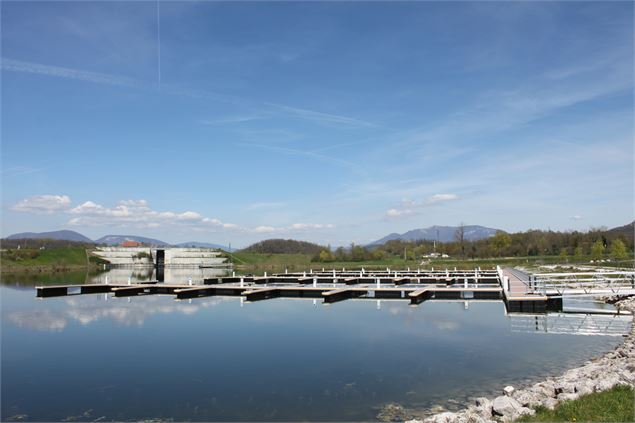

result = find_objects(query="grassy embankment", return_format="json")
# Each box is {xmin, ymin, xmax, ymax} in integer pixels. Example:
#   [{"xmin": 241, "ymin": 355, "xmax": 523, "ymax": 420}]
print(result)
[
  {"xmin": 516, "ymin": 385, "xmax": 634, "ymax": 422},
  {"xmin": 229, "ymin": 251, "xmax": 629, "ymax": 272},
  {"xmin": 0, "ymin": 248, "xmax": 105, "ymax": 273}
]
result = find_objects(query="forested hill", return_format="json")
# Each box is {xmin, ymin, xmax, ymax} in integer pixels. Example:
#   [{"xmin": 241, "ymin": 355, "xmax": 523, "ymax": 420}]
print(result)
[
  {"xmin": 608, "ymin": 221, "xmax": 634, "ymax": 241},
  {"xmin": 240, "ymin": 239, "xmax": 325, "ymax": 255}
]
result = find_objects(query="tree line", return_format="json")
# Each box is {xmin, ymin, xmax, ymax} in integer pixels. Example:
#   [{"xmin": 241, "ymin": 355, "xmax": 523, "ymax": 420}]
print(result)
[{"xmin": 312, "ymin": 225, "xmax": 634, "ymax": 262}]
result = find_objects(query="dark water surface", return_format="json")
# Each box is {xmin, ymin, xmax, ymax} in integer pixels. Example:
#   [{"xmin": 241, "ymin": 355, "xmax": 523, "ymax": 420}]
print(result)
[{"xmin": 1, "ymin": 271, "xmax": 629, "ymax": 422}]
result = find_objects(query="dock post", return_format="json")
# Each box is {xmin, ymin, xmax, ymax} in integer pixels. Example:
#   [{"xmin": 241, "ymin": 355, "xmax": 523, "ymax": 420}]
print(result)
[
  {"xmin": 264, "ymin": 271, "xmax": 267, "ymax": 277},
  {"xmin": 105, "ymin": 276, "xmax": 109, "ymax": 285},
  {"xmin": 232, "ymin": 271, "xmax": 236, "ymax": 277},
  {"xmin": 285, "ymin": 268, "xmax": 288, "ymax": 274},
  {"xmin": 431, "ymin": 267, "xmax": 434, "ymax": 272},
  {"xmin": 303, "ymin": 271, "xmax": 306, "ymax": 277},
  {"xmin": 417, "ymin": 268, "xmax": 420, "ymax": 274},
  {"xmin": 445, "ymin": 269, "xmax": 449, "ymax": 277},
  {"xmin": 313, "ymin": 277, "xmax": 317, "ymax": 288},
  {"xmin": 376, "ymin": 277, "xmax": 380, "ymax": 289},
  {"xmin": 189, "ymin": 277, "xmax": 193, "ymax": 286},
  {"xmin": 128, "ymin": 277, "xmax": 131, "ymax": 285},
  {"xmin": 310, "ymin": 269, "xmax": 313, "ymax": 274},
  {"xmin": 333, "ymin": 269, "xmax": 336, "ymax": 278},
  {"xmin": 240, "ymin": 277, "xmax": 244, "ymax": 287},
  {"xmin": 464, "ymin": 278, "xmax": 468, "ymax": 288}
]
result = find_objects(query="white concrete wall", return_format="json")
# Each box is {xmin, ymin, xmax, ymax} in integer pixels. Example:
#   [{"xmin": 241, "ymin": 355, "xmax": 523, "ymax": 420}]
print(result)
[{"xmin": 92, "ymin": 247, "xmax": 228, "ymax": 267}]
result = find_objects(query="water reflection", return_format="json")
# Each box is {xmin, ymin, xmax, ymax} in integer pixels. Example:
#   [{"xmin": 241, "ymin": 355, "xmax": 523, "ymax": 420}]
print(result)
[
  {"xmin": 0, "ymin": 266, "xmax": 230, "ymax": 287},
  {"xmin": 88, "ymin": 266, "xmax": 229, "ymax": 285},
  {"xmin": 510, "ymin": 312, "xmax": 632, "ymax": 337},
  {"xmin": 1, "ymin": 280, "xmax": 631, "ymax": 422},
  {"xmin": 8, "ymin": 295, "xmax": 228, "ymax": 331}
]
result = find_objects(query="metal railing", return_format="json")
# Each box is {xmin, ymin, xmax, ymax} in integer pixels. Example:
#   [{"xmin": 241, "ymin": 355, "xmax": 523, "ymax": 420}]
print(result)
[{"xmin": 522, "ymin": 270, "xmax": 635, "ymax": 297}]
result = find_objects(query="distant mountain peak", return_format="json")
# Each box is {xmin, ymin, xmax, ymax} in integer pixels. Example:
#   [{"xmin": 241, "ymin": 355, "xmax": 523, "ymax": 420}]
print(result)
[
  {"xmin": 370, "ymin": 225, "xmax": 500, "ymax": 245},
  {"xmin": 6, "ymin": 230, "xmax": 93, "ymax": 243}
]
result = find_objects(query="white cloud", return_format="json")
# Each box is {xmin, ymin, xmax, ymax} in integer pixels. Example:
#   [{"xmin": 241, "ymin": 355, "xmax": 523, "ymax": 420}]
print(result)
[
  {"xmin": 571, "ymin": 215, "xmax": 583, "ymax": 220},
  {"xmin": 66, "ymin": 199, "xmax": 236, "ymax": 230},
  {"xmin": 2, "ymin": 58, "xmax": 375, "ymax": 128},
  {"xmin": 387, "ymin": 193, "xmax": 460, "ymax": 218},
  {"xmin": 289, "ymin": 223, "xmax": 335, "ymax": 230},
  {"xmin": 12, "ymin": 195, "xmax": 71, "ymax": 214},
  {"xmin": 254, "ymin": 225, "xmax": 277, "ymax": 233},
  {"xmin": 425, "ymin": 193, "xmax": 459, "ymax": 204},
  {"xmin": 386, "ymin": 208, "xmax": 414, "ymax": 218},
  {"xmin": 12, "ymin": 194, "xmax": 334, "ymax": 236}
]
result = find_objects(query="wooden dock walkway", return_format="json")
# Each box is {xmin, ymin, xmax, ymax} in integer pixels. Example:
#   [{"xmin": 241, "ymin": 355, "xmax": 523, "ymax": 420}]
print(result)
[{"xmin": 501, "ymin": 268, "xmax": 552, "ymax": 313}]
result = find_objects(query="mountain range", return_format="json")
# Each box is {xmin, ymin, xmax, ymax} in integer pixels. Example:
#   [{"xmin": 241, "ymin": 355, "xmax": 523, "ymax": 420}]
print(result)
[
  {"xmin": 5, "ymin": 222, "xmax": 633, "ymax": 249},
  {"xmin": 6, "ymin": 230, "xmax": 93, "ymax": 243},
  {"xmin": 369, "ymin": 225, "xmax": 500, "ymax": 245},
  {"xmin": 5, "ymin": 230, "xmax": 231, "ymax": 250}
]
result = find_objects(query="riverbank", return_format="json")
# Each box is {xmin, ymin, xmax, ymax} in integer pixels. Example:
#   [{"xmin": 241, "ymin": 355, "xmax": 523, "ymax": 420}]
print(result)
[
  {"xmin": 406, "ymin": 296, "xmax": 635, "ymax": 423},
  {"xmin": 0, "ymin": 247, "xmax": 106, "ymax": 273}
]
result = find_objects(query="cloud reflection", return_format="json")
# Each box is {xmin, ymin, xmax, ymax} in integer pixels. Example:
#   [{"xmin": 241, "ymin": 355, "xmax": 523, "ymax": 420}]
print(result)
[{"xmin": 9, "ymin": 296, "xmax": 226, "ymax": 332}]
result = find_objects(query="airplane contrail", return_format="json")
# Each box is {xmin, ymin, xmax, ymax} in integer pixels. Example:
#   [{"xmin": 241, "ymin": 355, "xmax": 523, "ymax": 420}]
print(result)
[{"xmin": 157, "ymin": 0, "xmax": 161, "ymax": 86}]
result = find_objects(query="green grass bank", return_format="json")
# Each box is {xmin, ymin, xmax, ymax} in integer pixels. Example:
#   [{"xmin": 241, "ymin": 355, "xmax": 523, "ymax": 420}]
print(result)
[
  {"xmin": 516, "ymin": 385, "xmax": 634, "ymax": 422},
  {"xmin": 0, "ymin": 248, "xmax": 104, "ymax": 273}
]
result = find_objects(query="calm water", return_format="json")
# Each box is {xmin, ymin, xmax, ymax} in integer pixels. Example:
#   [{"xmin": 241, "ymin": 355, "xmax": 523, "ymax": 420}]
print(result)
[{"xmin": 1, "ymin": 270, "xmax": 630, "ymax": 422}]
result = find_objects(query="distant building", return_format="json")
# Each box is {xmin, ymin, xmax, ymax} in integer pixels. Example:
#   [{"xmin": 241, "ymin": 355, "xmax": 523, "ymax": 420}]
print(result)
[{"xmin": 122, "ymin": 240, "xmax": 142, "ymax": 247}]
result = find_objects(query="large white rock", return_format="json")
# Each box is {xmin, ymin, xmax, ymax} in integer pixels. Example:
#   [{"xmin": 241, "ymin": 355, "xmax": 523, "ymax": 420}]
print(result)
[
  {"xmin": 594, "ymin": 377, "xmax": 621, "ymax": 392},
  {"xmin": 512, "ymin": 390, "xmax": 542, "ymax": 407},
  {"xmin": 538, "ymin": 397, "xmax": 559, "ymax": 410},
  {"xmin": 503, "ymin": 386, "xmax": 515, "ymax": 396},
  {"xmin": 557, "ymin": 392, "xmax": 579, "ymax": 401},
  {"xmin": 531, "ymin": 382, "xmax": 556, "ymax": 398},
  {"xmin": 492, "ymin": 396, "xmax": 522, "ymax": 417},
  {"xmin": 423, "ymin": 411, "xmax": 458, "ymax": 423}
]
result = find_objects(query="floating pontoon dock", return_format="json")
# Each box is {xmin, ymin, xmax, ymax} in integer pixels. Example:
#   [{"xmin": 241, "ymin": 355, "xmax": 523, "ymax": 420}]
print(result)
[{"xmin": 35, "ymin": 267, "xmax": 635, "ymax": 315}]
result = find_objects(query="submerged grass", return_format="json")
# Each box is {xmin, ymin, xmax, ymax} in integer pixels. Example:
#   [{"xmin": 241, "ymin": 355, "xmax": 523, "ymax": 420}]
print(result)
[{"xmin": 516, "ymin": 385, "xmax": 634, "ymax": 422}]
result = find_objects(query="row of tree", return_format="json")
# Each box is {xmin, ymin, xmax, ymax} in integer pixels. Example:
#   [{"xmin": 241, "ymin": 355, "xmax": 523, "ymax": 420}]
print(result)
[
  {"xmin": 311, "ymin": 225, "xmax": 634, "ymax": 262},
  {"xmin": 240, "ymin": 239, "xmax": 324, "ymax": 255}
]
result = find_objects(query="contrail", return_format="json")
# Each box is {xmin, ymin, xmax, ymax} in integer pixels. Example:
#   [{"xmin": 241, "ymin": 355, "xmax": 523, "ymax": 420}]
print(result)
[{"xmin": 157, "ymin": 0, "xmax": 161, "ymax": 86}]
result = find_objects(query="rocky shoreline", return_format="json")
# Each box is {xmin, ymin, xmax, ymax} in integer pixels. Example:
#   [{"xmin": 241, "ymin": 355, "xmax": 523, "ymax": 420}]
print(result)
[{"xmin": 406, "ymin": 296, "xmax": 635, "ymax": 423}]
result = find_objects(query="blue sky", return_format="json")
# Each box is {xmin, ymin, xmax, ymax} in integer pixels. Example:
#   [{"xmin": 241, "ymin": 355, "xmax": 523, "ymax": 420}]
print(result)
[{"xmin": 1, "ymin": 1, "xmax": 633, "ymax": 247}]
